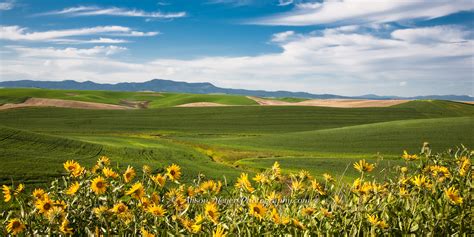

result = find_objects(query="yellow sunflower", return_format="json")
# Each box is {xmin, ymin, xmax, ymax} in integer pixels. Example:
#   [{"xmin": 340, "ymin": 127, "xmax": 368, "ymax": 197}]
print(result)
[
  {"xmin": 32, "ymin": 188, "xmax": 46, "ymax": 200},
  {"xmin": 298, "ymin": 170, "xmax": 312, "ymax": 180},
  {"xmin": 6, "ymin": 218, "xmax": 26, "ymax": 235},
  {"xmin": 271, "ymin": 161, "xmax": 281, "ymax": 179},
  {"xmin": 290, "ymin": 179, "xmax": 304, "ymax": 193},
  {"xmin": 252, "ymin": 173, "xmax": 268, "ymax": 184},
  {"xmin": 54, "ymin": 200, "xmax": 67, "ymax": 210},
  {"xmin": 111, "ymin": 202, "xmax": 128, "ymax": 214},
  {"xmin": 271, "ymin": 208, "xmax": 281, "ymax": 224},
  {"xmin": 444, "ymin": 187, "xmax": 463, "ymax": 205},
  {"xmin": 212, "ymin": 225, "xmax": 227, "ymax": 237},
  {"xmin": 91, "ymin": 176, "xmax": 108, "ymax": 195},
  {"xmin": 35, "ymin": 196, "xmax": 53, "ymax": 214},
  {"xmin": 402, "ymin": 150, "xmax": 419, "ymax": 161},
  {"xmin": 187, "ymin": 186, "xmax": 197, "ymax": 197},
  {"xmin": 173, "ymin": 194, "xmax": 188, "ymax": 211},
  {"xmin": 192, "ymin": 214, "xmax": 204, "ymax": 233},
  {"xmin": 166, "ymin": 164, "xmax": 182, "ymax": 181},
  {"xmin": 310, "ymin": 180, "xmax": 326, "ymax": 195},
  {"xmin": 65, "ymin": 182, "xmax": 80, "ymax": 196},
  {"xmin": 367, "ymin": 214, "xmax": 388, "ymax": 229},
  {"xmin": 102, "ymin": 167, "xmax": 119, "ymax": 179},
  {"xmin": 125, "ymin": 182, "xmax": 145, "ymax": 199},
  {"xmin": 323, "ymin": 173, "xmax": 334, "ymax": 182},
  {"xmin": 46, "ymin": 206, "xmax": 65, "ymax": 223},
  {"xmin": 458, "ymin": 156, "xmax": 471, "ymax": 177},
  {"xmin": 97, "ymin": 156, "xmax": 110, "ymax": 166},
  {"xmin": 248, "ymin": 202, "xmax": 266, "ymax": 219},
  {"xmin": 93, "ymin": 206, "xmax": 109, "ymax": 217},
  {"xmin": 301, "ymin": 207, "xmax": 316, "ymax": 216},
  {"xmin": 428, "ymin": 165, "xmax": 451, "ymax": 182},
  {"xmin": 353, "ymin": 159, "xmax": 375, "ymax": 173},
  {"xmin": 60, "ymin": 219, "xmax": 74, "ymax": 234},
  {"xmin": 235, "ymin": 173, "xmax": 255, "ymax": 193},
  {"xmin": 399, "ymin": 187, "xmax": 409, "ymax": 197},
  {"xmin": 123, "ymin": 166, "xmax": 136, "ymax": 183},
  {"xmin": 14, "ymin": 184, "xmax": 24, "ymax": 196},
  {"xmin": 63, "ymin": 160, "xmax": 84, "ymax": 177},
  {"xmin": 148, "ymin": 204, "xmax": 166, "ymax": 217},
  {"xmin": 141, "ymin": 227, "xmax": 155, "ymax": 237},
  {"xmin": 142, "ymin": 165, "xmax": 152, "ymax": 174},
  {"xmin": 199, "ymin": 180, "xmax": 217, "ymax": 193},
  {"xmin": 205, "ymin": 202, "xmax": 220, "ymax": 224},
  {"xmin": 292, "ymin": 219, "xmax": 305, "ymax": 230},
  {"xmin": 151, "ymin": 174, "xmax": 166, "ymax": 187},
  {"xmin": 2, "ymin": 185, "xmax": 12, "ymax": 202},
  {"xmin": 411, "ymin": 175, "xmax": 431, "ymax": 188}
]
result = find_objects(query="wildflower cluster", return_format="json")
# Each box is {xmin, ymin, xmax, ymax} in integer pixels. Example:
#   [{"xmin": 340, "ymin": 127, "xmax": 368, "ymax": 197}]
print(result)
[{"xmin": 0, "ymin": 145, "xmax": 472, "ymax": 235}]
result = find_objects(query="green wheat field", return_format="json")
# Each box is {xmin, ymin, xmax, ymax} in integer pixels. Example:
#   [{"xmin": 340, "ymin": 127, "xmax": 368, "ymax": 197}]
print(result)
[{"xmin": 0, "ymin": 88, "xmax": 472, "ymax": 235}]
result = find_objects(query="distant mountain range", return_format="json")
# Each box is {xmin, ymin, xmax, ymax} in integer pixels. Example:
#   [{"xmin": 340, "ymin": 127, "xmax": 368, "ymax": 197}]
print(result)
[{"xmin": 0, "ymin": 79, "xmax": 472, "ymax": 101}]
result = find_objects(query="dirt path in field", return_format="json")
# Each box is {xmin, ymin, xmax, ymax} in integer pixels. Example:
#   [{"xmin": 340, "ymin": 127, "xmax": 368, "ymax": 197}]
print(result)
[
  {"xmin": 176, "ymin": 102, "xmax": 229, "ymax": 107},
  {"xmin": 120, "ymin": 100, "xmax": 150, "ymax": 109},
  {"xmin": 247, "ymin": 96, "xmax": 409, "ymax": 108},
  {"xmin": 246, "ymin": 96, "xmax": 293, "ymax": 106},
  {"xmin": 0, "ymin": 98, "xmax": 130, "ymax": 110}
]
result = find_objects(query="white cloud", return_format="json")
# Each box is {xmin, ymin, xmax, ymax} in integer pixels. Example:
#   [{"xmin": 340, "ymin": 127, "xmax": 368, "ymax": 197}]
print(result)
[
  {"xmin": 254, "ymin": 0, "xmax": 474, "ymax": 26},
  {"xmin": 391, "ymin": 25, "xmax": 470, "ymax": 43},
  {"xmin": 278, "ymin": 0, "xmax": 293, "ymax": 7},
  {"xmin": 0, "ymin": 0, "xmax": 14, "ymax": 10},
  {"xmin": 38, "ymin": 6, "xmax": 186, "ymax": 18},
  {"xmin": 7, "ymin": 45, "xmax": 127, "ymax": 58},
  {"xmin": 206, "ymin": 0, "xmax": 254, "ymax": 6},
  {"xmin": 1, "ymin": 26, "xmax": 473, "ymax": 96},
  {"xmin": 271, "ymin": 31, "xmax": 295, "ymax": 42},
  {"xmin": 0, "ymin": 25, "xmax": 158, "ymax": 42},
  {"xmin": 114, "ymin": 31, "xmax": 160, "ymax": 37},
  {"xmin": 51, "ymin": 38, "xmax": 130, "ymax": 44}
]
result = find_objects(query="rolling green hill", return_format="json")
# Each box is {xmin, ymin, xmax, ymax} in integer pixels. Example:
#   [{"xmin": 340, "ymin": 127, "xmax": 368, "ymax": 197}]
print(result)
[
  {"xmin": 204, "ymin": 117, "xmax": 473, "ymax": 156},
  {"xmin": 0, "ymin": 127, "xmax": 242, "ymax": 185},
  {"xmin": 0, "ymin": 100, "xmax": 471, "ymax": 134},
  {"xmin": 0, "ymin": 88, "xmax": 257, "ymax": 107},
  {"xmin": 0, "ymin": 89, "xmax": 472, "ymax": 186}
]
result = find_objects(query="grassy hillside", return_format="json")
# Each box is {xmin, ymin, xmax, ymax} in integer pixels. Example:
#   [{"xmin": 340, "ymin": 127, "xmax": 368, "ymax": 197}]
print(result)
[
  {"xmin": 0, "ymin": 96, "xmax": 472, "ymax": 186},
  {"xmin": 0, "ymin": 88, "xmax": 257, "ymax": 107},
  {"xmin": 204, "ymin": 117, "xmax": 473, "ymax": 156},
  {"xmin": 0, "ymin": 100, "xmax": 471, "ymax": 134},
  {"xmin": 0, "ymin": 127, "xmax": 242, "ymax": 186}
]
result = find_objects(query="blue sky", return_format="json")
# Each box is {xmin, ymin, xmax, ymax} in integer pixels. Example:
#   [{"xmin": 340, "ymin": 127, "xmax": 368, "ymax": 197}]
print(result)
[{"xmin": 0, "ymin": 0, "xmax": 473, "ymax": 96}]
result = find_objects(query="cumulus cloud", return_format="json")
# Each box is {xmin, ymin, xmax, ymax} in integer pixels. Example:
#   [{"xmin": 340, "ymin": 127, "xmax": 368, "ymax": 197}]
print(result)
[
  {"xmin": 1, "ymin": 26, "xmax": 473, "ymax": 96},
  {"xmin": 0, "ymin": 0, "xmax": 14, "ymax": 10},
  {"xmin": 0, "ymin": 25, "xmax": 158, "ymax": 42},
  {"xmin": 254, "ymin": 0, "xmax": 474, "ymax": 26},
  {"xmin": 38, "ymin": 6, "xmax": 186, "ymax": 18}
]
